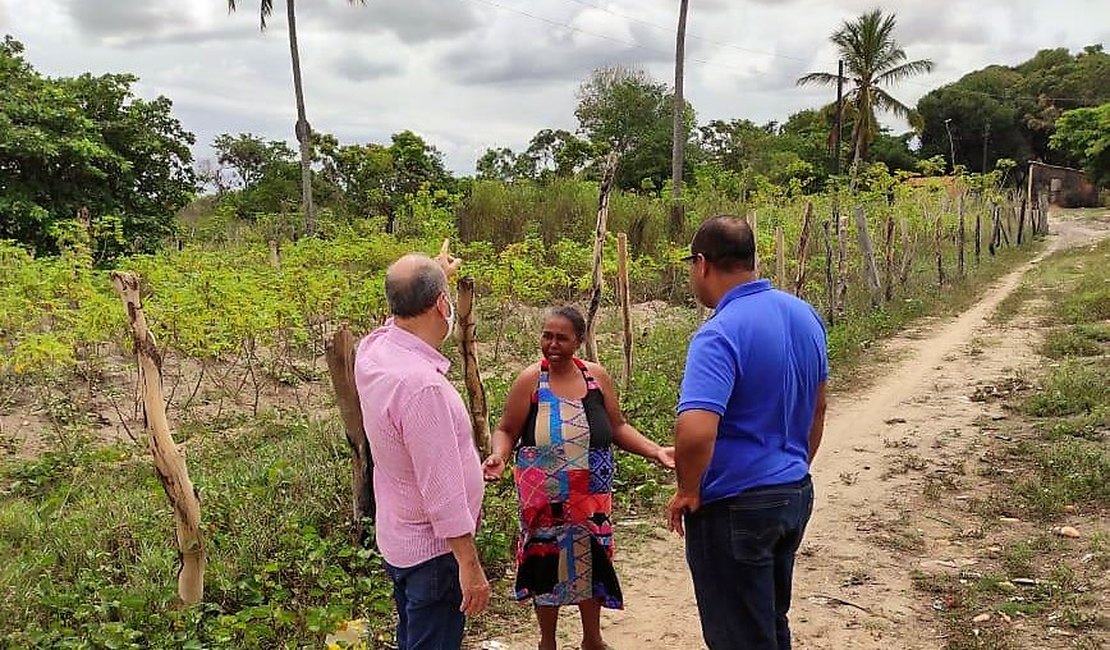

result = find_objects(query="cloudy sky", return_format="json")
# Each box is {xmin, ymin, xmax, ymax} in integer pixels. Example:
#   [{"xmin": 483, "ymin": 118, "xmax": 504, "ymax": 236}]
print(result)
[{"xmin": 2, "ymin": 0, "xmax": 1107, "ymax": 173}]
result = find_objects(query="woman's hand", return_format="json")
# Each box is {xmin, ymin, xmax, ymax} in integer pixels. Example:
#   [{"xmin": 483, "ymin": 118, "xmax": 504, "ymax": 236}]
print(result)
[
  {"xmin": 654, "ymin": 446, "xmax": 676, "ymax": 469},
  {"xmin": 482, "ymin": 453, "xmax": 506, "ymax": 481}
]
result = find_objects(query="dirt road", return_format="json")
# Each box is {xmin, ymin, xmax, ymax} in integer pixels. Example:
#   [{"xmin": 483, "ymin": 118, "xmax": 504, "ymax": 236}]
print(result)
[{"xmin": 492, "ymin": 212, "xmax": 1109, "ymax": 650}]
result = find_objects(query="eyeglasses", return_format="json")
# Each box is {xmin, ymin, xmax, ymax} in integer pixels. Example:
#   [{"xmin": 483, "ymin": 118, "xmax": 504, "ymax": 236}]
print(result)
[{"xmin": 680, "ymin": 252, "xmax": 702, "ymax": 263}]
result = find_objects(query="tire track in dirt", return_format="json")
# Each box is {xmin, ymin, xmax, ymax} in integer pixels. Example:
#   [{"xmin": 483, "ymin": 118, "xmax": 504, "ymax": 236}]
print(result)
[{"xmin": 488, "ymin": 212, "xmax": 1109, "ymax": 650}]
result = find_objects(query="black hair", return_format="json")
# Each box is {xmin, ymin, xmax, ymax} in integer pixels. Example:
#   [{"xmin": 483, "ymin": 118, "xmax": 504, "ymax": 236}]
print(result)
[
  {"xmin": 545, "ymin": 305, "xmax": 587, "ymax": 340},
  {"xmin": 689, "ymin": 215, "xmax": 756, "ymax": 272}
]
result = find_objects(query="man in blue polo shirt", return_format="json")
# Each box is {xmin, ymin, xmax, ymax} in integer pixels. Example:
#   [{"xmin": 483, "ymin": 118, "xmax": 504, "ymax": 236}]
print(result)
[{"xmin": 667, "ymin": 215, "xmax": 828, "ymax": 650}]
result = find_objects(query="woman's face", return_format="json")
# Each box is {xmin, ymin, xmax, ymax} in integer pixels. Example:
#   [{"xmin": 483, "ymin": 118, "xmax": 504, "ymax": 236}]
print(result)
[{"xmin": 540, "ymin": 315, "xmax": 581, "ymax": 363}]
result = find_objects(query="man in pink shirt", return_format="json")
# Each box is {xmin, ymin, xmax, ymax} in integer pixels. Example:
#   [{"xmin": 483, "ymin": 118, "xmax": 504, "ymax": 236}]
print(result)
[{"xmin": 355, "ymin": 253, "xmax": 489, "ymax": 650}]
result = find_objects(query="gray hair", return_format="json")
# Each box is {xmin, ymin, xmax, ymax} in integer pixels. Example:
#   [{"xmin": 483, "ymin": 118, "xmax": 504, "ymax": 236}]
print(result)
[{"xmin": 385, "ymin": 256, "xmax": 446, "ymax": 317}]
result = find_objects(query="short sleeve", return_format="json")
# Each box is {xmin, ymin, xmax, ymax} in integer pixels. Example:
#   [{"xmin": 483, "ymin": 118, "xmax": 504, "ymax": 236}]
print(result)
[{"xmin": 677, "ymin": 327, "xmax": 739, "ymax": 416}]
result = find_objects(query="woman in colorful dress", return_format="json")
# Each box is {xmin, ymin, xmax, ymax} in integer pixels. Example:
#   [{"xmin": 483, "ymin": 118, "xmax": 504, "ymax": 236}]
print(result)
[{"xmin": 482, "ymin": 306, "xmax": 674, "ymax": 650}]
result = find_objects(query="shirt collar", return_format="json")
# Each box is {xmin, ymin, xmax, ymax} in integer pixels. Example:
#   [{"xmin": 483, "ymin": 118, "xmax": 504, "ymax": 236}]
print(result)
[
  {"xmin": 714, "ymin": 278, "xmax": 772, "ymax": 315},
  {"xmin": 383, "ymin": 318, "xmax": 450, "ymax": 375}
]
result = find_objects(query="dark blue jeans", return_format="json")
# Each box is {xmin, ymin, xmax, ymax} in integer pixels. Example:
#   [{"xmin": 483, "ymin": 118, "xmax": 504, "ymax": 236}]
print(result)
[
  {"xmin": 685, "ymin": 476, "xmax": 814, "ymax": 650},
  {"xmin": 384, "ymin": 553, "xmax": 464, "ymax": 650}
]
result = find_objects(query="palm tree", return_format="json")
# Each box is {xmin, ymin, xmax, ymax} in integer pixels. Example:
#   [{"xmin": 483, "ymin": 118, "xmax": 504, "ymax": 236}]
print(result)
[
  {"xmin": 227, "ymin": 0, "xmax": 365, "ymax": 235},
  {"xmin": 797, "ymin": 9, "xmax": 933, "ymax": 168}
]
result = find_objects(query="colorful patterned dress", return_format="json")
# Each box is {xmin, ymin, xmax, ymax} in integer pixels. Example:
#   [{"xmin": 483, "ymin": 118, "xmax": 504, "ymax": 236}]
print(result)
[{"xmin": 512, "ymin": 358, "xmax": 623, "ymax": 609}]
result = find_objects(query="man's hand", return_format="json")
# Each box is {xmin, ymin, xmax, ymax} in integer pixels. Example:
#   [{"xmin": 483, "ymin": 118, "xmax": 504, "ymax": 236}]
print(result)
[
  {"xmin": 481, "ymin": 453, "xmax": 506, "ymax": 481},
  {"xmin": 666, "ymin": 489, "xmax": 701, "ymax": 538},
  {"xmin": 655, "ymin": 446, "xmax": 676, "ymax": 469},
  {"xmin": 436, "ymin": 238, "xmax": 462, "ymax": 279},
  {"xmin": 458, "ymin": 559, "xmax": 490, "ymax": 616}
]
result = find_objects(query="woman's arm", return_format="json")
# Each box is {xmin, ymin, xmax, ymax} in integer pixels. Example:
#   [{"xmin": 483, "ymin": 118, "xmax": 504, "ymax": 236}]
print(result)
[
  {"xmin": 482, "ymin": 364, "xmax": 540, "ymax": 480},
  {"xmin": 588, "ymin": 362, "xmax": 675, "ymax": 469}
]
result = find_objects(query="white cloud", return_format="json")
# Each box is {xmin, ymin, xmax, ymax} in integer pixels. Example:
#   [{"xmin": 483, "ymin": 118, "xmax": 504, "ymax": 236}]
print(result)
[{"xmin": 1, "ymin": 0, "xmax": 1106, "ymax": 172}]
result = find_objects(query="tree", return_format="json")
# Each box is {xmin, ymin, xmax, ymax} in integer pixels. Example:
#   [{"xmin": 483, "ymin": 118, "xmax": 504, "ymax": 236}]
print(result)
[
  {"xmin": 917, "ymin": 46, "xmax": 1109, "ymax": 171},
  {"xmin": 575, "ymin": 66, "xmax": 694, "ymax": 191},
  {"xmin": 475, "ymin": 130, "xmax": 593, "ymax": 183},
  {"xmin": 212, "ymin": 132, "xmax": 300, "ymax": 216},
  {"xmin": 797, "ymin": 9, "xmax": 934, "ymax": 167},
  {"xmin": 523, "ymin": 129, "xmax": 593, "ymax": 181},
  {"xmin": 227, "ymin": 0, "xmax": 366, "ymax": 236},
  {"xmin": 213, "ymin": 133, "xmax": 296, "ymax": 188},
  {"xmin": 670, "ymin": 0, "xmax": 690, "ymax": 240},
  {"xmin": 1050, "ymin": 103, "xmax": 1110, "ymax": 186},
  {"xmin": 0, "ymin": 37, "xmax": 195, "ymax": 258}
]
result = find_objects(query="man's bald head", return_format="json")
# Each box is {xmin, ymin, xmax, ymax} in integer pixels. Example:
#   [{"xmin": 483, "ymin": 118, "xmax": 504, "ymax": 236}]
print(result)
[
  {"xmin": 689, "ymin": 215, "xmax": 756, "ymax": 273},
  {"xmin": 385, "ymin": 254, "xmax": 447, "ymax": 318}
]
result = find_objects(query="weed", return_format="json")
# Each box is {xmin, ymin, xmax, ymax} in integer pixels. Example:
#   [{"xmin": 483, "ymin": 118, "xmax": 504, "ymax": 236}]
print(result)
[
  {"xmin": 1003, "ymin": 542, "xmax": 1035, "ymax": 578},
  {"xmin": 1024, "ymin": 359, "xmax": 1108, "ymax": 417}
]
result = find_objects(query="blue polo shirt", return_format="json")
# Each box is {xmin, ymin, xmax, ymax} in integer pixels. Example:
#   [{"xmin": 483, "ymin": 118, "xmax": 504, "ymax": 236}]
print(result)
[{"xmin": 678, "ymin": 279, "xmax": 828, "ymax": 504}]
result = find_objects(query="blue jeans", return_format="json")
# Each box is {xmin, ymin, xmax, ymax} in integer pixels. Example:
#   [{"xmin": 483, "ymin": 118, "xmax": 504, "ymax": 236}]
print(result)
[
  {"xmin": 685, "ymin": 475, "xmax": 814, "ymax": 650},
  {"xmin": 384, "ymin": 553, "xmax": 464, "ymax": 650}
]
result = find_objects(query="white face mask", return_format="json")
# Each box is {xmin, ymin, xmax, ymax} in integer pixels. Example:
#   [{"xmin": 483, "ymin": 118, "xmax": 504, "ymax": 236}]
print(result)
[{"xmin": 442, "ymin": 293, "xmax": 456, "ymax": 343}]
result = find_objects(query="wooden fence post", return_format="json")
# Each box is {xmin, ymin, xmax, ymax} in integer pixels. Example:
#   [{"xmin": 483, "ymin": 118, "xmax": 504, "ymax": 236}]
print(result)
[
  {"xmin": 883, "ymin": 214, "xmax": 895, "ymax": 302},
  {"xmin": 853, "ymin": 205, "xmax": 881, "ymax": 305},
  {"xmin": 111, "ymin": 272, "xmax": 205, "ymax": 605},
  {"xmin": 617, "ymin": 234, "xmax": 633, "ymax": 390},
  {"xmin": 975, "ymin": 211, "xmax": 982, "ymax": 266},
  {"xmin": 585, "ymin": 152, "xmax": 619, "ymax": 362},
  {"xmin": 775, "ymin": 226, "xmax": 786, "ymax": 289},
  {"xmin": 932, "ymin": 208, "xmax": 945, "ymax": 286},
  {"xmin": 957, "ymin": 194, "xmax": 966, "ymax": 278},
  {"xmin": 1016, "ymin": 198, "xmax": 1026, "ymax": 245},
  {"xmin": 994, "ymin": 204, "xmax": 1003, "ymax": 254},
  {"xmin": 898, "ymin": 217, "xmax": 913, "ymax": 289},
  {"xmin": 455, "ymin": 277, "xmax": 491, "ymax": 456},
  {"xmin": 793, "ymin": 202, "xmax": 813, "ymax": 298},
  {"xmin": 749, "ymin": 210, "xmax": 760, "ymax": 271},
  {"xmin": 833, "ymin": 203, "xmax": 848, "ymax": 314},
  {"xmin": 268, "ymin": 239, "xmax": 281, "ymax": 269},
  {"xmin": 823, "ymin": 220, "xmax": 835, "ymax": 325},
  {"xmin": 325, "ymin": 325, "xmax": 376, "ymax": 547}
]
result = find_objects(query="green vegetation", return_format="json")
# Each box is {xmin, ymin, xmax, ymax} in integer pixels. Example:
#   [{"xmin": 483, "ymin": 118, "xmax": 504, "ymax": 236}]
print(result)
[
  {"xmin": 1, "ymin": 8, "xmax": 1099, "ymax": 649},
  {"xmin": 0, "ymin": 37, "xmax": 195, "ymax": 259},
  {"xmin": 918, "ymin": 45, "xmax": 1109, "ymax": 173}
]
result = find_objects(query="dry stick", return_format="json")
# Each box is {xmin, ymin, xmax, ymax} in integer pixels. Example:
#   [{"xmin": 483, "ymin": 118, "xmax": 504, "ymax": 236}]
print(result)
[
  {"xmin": 617, "ymin": 234, "xmax": 634, "ymax": 391},
  {"xmin": 1039, "ymin": 194, "xmax": 1050, "ymax": 235},
  {"xmin": 110, "ymin": 271, "xmax": 205, "ymax": 605},
  {"xmin": 957, "ymin": 193, "xmax": 966, "ymax": 278},
  {"xmin": 1016, "ymin": 198, "xmax": 1026, "ymax": 245},
  {"xmin": 834, "ymin": 202, "xmax": 848, "ymax": 315},
  {"xmin": 793, "ymin": 202, "xmax": 813, "ymax": 298},
  {"xmin": 974, "ymin": 210, "xmax": 982, "ymax": 266},
  {"xmin": 325, "ymin": 325, "xmax": 376, "ymax": 547},
  {"xmin": 853, "ymin": 205, "xmax": 881, "ymax": 306},
  {"xmin": 989, "ymin": 206, "xmax": 1000, "ymax": 256},
  {"xmin": 749, "ymin": 210, "xmax": 760, "ymax": 271},
  {"xmin": 584, "ymin": 151, "xmax": 619, "ymax": 362},
  {"xmin": 883, "ymin": 214, "xmax": 895, "ymax": 302},
  {"xmin": 932, "ymin": 206, "xmax": 945, "ymax": 286},
  {"xmin": 268, "ymin": 239, "xmax": 280, "ymax": 269},
  {"xmin": 998, "ymin": 205, "xmax": 1012, "ymax": 247},
  {"xmin": 774, "ymin": 226, "xmax": 786, "ymax": 289},
  {"xmin": 455, "ymin": 277, "xmax": 491, "ymax": 456},
  {"xmin": 822, "ymin": 220, "xmax": 835, "ymax": 325},
  {"xmin": 898, "ymin": 217, "xmax": 913, "ymax": 289}
]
